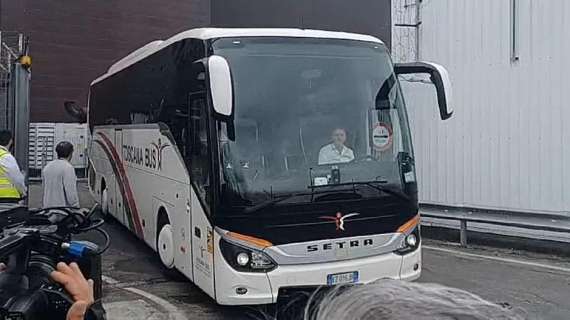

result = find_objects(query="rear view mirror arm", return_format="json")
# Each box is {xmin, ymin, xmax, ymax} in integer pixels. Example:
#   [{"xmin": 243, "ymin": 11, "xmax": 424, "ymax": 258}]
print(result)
[{"xmin": 394, "ymin": 62, "xmax": 453, "ymax": 120}]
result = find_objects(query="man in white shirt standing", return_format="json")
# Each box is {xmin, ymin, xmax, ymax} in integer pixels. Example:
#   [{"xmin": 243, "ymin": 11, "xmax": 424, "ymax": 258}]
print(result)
[
  {"xmin": 318, "ymin": 128, "xmax": 355, "ymax": 165},
  {"xmin": 42, "ymin": 141, "xmax": 80, "ymax": 208},
  {"xmin": 0, "ymin": 130, "xmax": 27, "ymax": 202}
]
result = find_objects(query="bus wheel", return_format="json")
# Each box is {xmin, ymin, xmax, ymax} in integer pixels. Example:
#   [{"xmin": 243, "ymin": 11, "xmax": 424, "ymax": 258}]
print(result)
[{"xmin": 157, "ymin": 222, "xmax": 175, "ymax": 269}]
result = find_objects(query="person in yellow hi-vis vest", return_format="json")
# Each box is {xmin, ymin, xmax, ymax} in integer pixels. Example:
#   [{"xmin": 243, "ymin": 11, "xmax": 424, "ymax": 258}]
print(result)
[{"xmin": 0, "ymin": 130, "xmax": 26, "ymax": 202}]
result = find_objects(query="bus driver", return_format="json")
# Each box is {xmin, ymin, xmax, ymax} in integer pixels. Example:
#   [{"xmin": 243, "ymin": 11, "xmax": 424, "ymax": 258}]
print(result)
[{"xmin": 318, "ymin": 128, "xmax": 355, "ymax": 165}]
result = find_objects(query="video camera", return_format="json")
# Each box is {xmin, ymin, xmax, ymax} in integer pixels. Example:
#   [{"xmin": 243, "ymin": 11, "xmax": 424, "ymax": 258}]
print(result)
[{"xmin": 0, "ymin": 205, "xmax": 109, "ymax": 320}]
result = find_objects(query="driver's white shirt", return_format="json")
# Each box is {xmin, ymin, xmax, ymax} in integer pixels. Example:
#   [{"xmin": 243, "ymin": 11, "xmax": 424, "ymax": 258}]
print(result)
[{"xmin": 318, "ymin": 143, "xmax": 354, "ymax": 165}]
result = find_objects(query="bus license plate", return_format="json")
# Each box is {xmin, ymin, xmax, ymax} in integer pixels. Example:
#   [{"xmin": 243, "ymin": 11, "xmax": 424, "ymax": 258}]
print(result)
[{"xmin": 327, "ymin": 271, "xmax": 359, "ymax": 285}]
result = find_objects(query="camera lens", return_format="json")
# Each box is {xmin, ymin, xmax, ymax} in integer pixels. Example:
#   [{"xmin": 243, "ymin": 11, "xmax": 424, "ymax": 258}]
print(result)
[{"xmin": 27, "ymin": 255, "xmax": 56, "ymax": 290}]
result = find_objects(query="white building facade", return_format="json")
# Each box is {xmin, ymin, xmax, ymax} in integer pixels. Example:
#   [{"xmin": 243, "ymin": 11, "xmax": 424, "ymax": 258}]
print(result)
[{"xmin": 393, "ymin": 0, "xmax": 570, "ymax": 216}]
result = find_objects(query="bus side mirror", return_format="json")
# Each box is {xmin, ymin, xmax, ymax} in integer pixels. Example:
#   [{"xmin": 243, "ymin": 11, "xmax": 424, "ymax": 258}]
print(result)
[
  {"xmin": 208, "ymin": 55, "xmax": 234, "ymax": 119},
  {"xmin": 394, "ymin": 62, "xmax": 453, "ymax": 120},
  {"xmin": 64, "ymin": 101, "xmax": 87, "ymax": 123}
]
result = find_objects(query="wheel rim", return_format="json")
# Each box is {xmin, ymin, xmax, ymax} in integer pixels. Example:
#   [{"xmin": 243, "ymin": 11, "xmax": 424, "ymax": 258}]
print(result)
[
  {"xmin": 101, "ymin": 189, "xmax": 109, "ymax": 215},
  {"xmin": 158, "ymin": 224, "xmax": 175, "ymax": 268}
]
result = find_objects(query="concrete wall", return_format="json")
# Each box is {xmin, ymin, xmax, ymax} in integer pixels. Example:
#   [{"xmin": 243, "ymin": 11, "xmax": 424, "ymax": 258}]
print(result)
[{"xmin": 400, "ymin": 0, "xmax": 570, "ymax": 215}]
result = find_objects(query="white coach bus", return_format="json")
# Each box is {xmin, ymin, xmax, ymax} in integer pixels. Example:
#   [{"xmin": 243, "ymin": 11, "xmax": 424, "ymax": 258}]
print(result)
[{"xmin": 88, "ymin": 28, "xmax": 452, "ymax": 305}]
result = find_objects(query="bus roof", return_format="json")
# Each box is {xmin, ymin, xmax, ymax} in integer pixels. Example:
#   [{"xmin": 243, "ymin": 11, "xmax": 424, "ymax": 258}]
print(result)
[{"xmin": 91, "ymin": 28, "xmax": 384, "ymax": 85}]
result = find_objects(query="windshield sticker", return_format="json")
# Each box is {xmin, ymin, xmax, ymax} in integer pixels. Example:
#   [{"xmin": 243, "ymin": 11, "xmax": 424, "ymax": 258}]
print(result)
[
  {"xmin": 372, "ymin": 123, "xmax": 392, "ymax": 151},
  {"xmin": 314, "ymin": 177, "xmax": 329, "ymax": 186},
  {"xmin": 404, "ymin": 171, "xmax": 416, "ymax": 183}
]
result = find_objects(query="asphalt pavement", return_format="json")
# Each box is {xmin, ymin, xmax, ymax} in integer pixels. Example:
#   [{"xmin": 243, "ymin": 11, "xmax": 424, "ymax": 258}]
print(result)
[{"xmin": 28, "ymin": 183, "xmax": 570, "ymax": 319}]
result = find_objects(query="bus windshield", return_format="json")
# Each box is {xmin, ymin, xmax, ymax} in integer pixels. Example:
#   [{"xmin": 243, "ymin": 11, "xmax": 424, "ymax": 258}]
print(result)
[{"xmin": 212, "ymin": 37, "xmax": 414, "ymax": 207}]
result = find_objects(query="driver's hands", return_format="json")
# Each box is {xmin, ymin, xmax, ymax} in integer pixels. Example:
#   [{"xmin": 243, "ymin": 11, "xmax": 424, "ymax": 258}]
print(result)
[{"xmin": 50, "ymin": 262, "xmax": 94, "ymax": 320}]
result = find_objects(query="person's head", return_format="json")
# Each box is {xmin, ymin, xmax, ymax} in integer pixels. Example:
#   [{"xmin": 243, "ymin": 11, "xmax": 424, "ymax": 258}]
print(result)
[
  {"xmin": 331, "ymin": 128, "xmax": 347, "ymax": 148},
  {"xmin": 56, "ymin": 141, "xmax": 74, "ymax": 160},
  {"xmin": 0, "ymin": 130, "xmax": 13, "ymax": 149},
  {"xmin": 304, "ymin": 279, "xmax": 524, "ymax": 320}
]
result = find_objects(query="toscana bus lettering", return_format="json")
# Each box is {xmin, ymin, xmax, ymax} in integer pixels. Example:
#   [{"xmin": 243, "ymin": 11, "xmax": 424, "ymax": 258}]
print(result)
[
  {"xmin": 122, "ymin": 145, "xmax": 143, "ymax": 166},
  {"xmin": 122, "ymin": 141, "xmax": 167, "ymax": 170},
  {"xmin": 144, "ymin": 147, "xmax": 157, "ymax": 169}
]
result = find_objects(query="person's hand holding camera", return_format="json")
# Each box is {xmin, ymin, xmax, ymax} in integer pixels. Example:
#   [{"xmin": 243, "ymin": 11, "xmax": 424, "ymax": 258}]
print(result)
[
  {"xmin": 50, "ymin": 262, "xmax": 95, "ymax": 320},
  {"xmin": 1, "ymin": 262, "xmax": 94, "ymax": 319}
]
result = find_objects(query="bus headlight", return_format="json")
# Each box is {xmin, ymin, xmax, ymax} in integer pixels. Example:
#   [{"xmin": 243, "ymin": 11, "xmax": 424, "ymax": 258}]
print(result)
[
  {"xmin": 396, "ymin": 227, "xmax": 420, "ymax": 255},
  {"xmin": 220, "ymin": 238, "xmax": 277, "ymax": 272},
  {"xmin": 405, "ymin": 233, "xmax": 417, "ymax": 247},
  {"xmin": 236, "ymin": 252, "xmax": 250, "ymax": 266},
  {"xmin": 250, "ymin": 251, "xmax": 274, "ymax": 269},
  {"xmin": 395, "ymin": 215, "xmax": 421, "ymax": 255}
]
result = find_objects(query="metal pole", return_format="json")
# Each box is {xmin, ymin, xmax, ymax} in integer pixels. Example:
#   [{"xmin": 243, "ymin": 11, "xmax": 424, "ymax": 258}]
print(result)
[
  {"xmin": 0, "ymin": 31, "xmax": 5, "ymax": 130},
  {"xmin": 459, "ymin": 220, "xmax": 468, "ymax": 247},
  {"xmin": 12, "ymin": 63, "xmax": 30, "ymax": 203},
  {"xmin": 510, "ymin": 0, "xmax": 520, "ymax": 62},
  {"xmin": 415, "ymin": 0, "xmax": 422, "ymax": 61},
  {"xmin": 18, "ymin": 34, "xmax": 23, "ymax": 53},
  {"xmin": 6, "ymin": 61, "xmax": 15, "ymax": 133}
]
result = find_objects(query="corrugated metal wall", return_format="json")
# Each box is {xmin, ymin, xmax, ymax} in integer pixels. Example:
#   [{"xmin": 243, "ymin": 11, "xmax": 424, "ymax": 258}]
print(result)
[{"xmin": 399, "ymin": 0, "xmax": 570, "ymax": 215}]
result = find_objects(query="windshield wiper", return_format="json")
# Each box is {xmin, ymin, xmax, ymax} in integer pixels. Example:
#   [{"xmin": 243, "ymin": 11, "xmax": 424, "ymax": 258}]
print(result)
[
  {"xmin": 243, "ymin": 187, "xmax": 358, "ymax": 214},
  {"xmin": 362, "ymin": 181, "xmax": 411, "ymax": 202},
  {"xmin": 243, "ymin": 182, "xmax": 410, "ymax": 215},
  {"xmin": 243, "ymin": 192, "xmax": 314, "ymax": 214},
  {"xmin": 308, "ymin": 181, "xmax": 411, "ymax": 202}
]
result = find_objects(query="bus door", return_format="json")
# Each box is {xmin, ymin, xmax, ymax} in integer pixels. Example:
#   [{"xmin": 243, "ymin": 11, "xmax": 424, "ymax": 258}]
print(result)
[{"xmin": 189, "ymin": 86, "xmax": 216, "ymax": 298}]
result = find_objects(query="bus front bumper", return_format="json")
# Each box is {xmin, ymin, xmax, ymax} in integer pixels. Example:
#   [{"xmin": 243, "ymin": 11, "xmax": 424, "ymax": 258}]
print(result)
[{"xmin": 215, "ymin": 245, "xmax": 421, "ymax": 305}]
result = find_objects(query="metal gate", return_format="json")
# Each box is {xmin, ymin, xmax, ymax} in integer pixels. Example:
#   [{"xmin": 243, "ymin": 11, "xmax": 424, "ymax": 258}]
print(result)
[
  {"xmin": 0, "ymin": 31, "xmax": 31, "ymax": 193},
  {"xmin": 0, "ymin": 32, "xmax": 24, "ymax": 129}
]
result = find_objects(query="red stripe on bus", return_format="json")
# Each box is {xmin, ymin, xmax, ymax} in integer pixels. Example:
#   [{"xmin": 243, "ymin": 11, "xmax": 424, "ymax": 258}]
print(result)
[
  {"xmin": 93, "ymin": 140, "xmax": 137, "ymax": 233},
  {"xmin": 96, "ymin": 132, "xmax": 144, "ymax": 238}
]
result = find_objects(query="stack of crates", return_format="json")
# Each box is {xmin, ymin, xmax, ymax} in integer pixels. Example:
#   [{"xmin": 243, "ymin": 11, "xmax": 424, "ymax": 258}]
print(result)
[{"xmin": 29, "ymin": 123, "xmax": 89, "ymax": 178}]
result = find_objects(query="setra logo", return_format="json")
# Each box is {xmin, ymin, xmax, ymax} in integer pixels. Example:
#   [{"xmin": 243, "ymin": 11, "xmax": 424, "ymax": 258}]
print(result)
[{"xmin": 319, "ymin": 212, "xmax": 360, "ymax": 231}]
